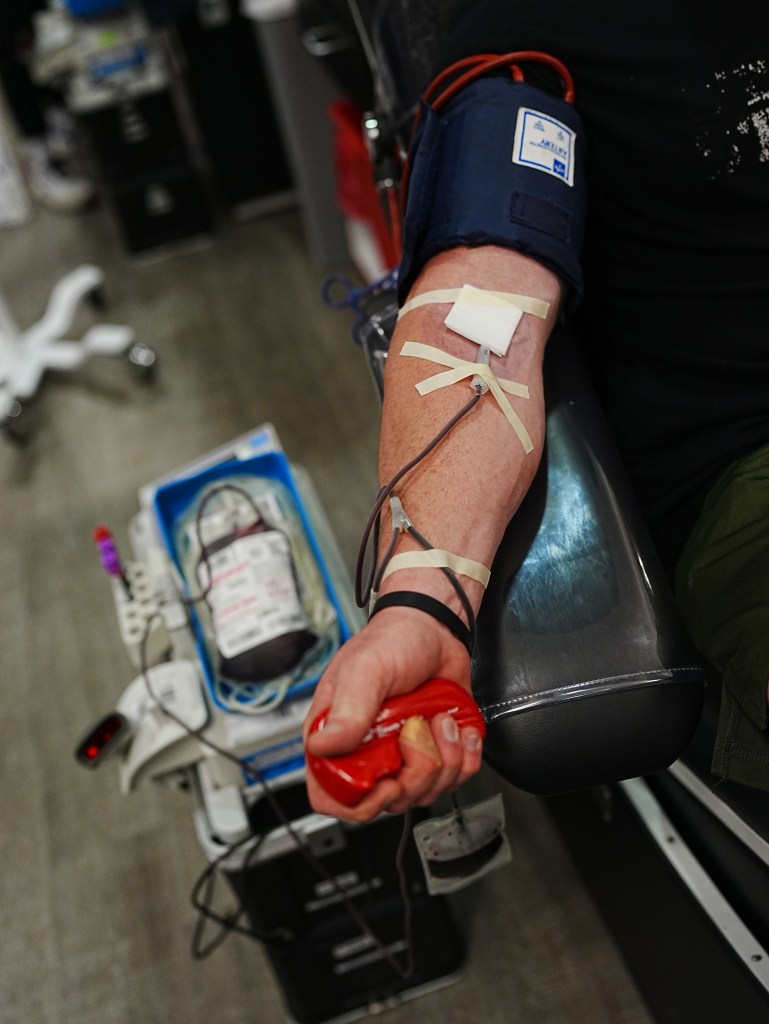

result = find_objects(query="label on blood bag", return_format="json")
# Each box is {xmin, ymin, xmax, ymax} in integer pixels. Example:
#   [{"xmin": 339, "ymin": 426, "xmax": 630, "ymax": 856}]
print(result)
[{"xmin": 205, "ymin": 532, "xmax": 307, "ymax": 657}]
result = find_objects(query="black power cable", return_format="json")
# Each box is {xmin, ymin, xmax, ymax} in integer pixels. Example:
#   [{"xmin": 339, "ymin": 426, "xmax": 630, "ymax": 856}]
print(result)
[
  {"xmin": 138, "ymin": 615, "xmax": 417, "ymax": 982},
  {"xmin": 190, "ymin": 828, "xmax": 289, "ymax": 959}
]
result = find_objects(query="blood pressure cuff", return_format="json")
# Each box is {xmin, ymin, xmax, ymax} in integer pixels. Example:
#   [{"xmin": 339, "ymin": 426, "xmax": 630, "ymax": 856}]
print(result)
[{"xmin": 398, "ymin": 75, "xmax": 587, "ymax": 308}]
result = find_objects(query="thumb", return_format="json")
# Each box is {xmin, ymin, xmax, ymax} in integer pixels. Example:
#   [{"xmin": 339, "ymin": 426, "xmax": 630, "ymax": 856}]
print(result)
[{"xmin": 306, "ymin": 684, "xmax": 385, "ymax": 757}]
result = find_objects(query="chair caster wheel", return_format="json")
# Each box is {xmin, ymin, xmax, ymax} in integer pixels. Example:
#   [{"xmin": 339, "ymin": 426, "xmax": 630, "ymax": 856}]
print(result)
[
  {"xmin": 127, "ymin": 343, "xmax": 157, "ymax": 380},
  {"xmin": 0, "ymin": 399, "xmax": 29, "ymax": 443},
  {"xmin": 87, "ymin": 285, "xmax": 107, "ymax": 312}
]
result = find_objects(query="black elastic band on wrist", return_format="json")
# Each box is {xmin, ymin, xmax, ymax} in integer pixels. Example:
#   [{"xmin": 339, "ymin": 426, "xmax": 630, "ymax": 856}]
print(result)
[{"xmin": 369, "ymin": 591, "xmax": 473, "ymax": 657}]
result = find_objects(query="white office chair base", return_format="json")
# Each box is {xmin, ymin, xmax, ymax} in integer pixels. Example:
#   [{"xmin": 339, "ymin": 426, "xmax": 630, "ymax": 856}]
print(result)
[{"xmin": 0, "ymin": 263, "xmax": 142, "ymax": 427}]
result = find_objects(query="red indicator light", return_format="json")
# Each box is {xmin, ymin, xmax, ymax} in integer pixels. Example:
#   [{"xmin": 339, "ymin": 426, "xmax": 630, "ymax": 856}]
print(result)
[{"xmin": 75, "ymin": 712, "xmax": 131, "ymax": 768}]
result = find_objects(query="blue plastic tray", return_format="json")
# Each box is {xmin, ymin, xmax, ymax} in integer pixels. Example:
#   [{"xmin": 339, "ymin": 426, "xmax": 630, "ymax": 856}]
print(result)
[
  {"xmin": 153, "ymin": 449, "xmax": 353, "ymax": 713},
  {"xmin": 63, "ymin": 0, "xmax": 128, "ymax": 17}
]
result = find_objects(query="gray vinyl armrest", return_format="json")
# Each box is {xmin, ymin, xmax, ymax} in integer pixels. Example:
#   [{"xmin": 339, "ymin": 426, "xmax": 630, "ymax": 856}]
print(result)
[{"xmin": 473, "ymin": 328, "xmax": 705, "ymax": 794}]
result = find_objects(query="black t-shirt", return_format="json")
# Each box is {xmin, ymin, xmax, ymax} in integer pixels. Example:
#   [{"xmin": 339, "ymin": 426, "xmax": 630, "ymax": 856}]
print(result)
[{"xmin": 434, "ymin": 1, "xmax": 769, "ymax": 567}]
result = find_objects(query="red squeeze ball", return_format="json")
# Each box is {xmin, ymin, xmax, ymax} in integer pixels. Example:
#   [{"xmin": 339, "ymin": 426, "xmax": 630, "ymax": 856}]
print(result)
[{"xmin": 306, "ymin": 678, "xmax": 486, "ymax": 807}]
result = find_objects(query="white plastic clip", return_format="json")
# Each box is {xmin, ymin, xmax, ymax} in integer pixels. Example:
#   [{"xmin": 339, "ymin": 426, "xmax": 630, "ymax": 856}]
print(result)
[
  {"xmin": 390, "ymin": 495, "xmax": 412, "ymax": 532},
  {"xmin": 471, "ymin": 346, "xmax": 491, "ymax": 394}
]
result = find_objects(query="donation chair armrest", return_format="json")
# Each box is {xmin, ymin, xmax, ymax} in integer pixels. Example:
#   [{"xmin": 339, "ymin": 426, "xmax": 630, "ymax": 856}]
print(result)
[{"xmin": 472, "ymin": 327, "xmax": 706, "ymax": 794}]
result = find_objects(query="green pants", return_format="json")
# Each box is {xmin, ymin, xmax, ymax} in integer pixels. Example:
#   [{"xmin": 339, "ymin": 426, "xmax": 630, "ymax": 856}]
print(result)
[{"xmin": 674, "ymin": 443, "xmax": 769, "ymax": 792}]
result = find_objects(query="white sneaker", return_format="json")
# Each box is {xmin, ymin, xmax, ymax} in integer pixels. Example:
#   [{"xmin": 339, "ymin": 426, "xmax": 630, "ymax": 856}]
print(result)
[{"xmin": 21, "ymin": 138, "xmax": 95, "ymax": 215}]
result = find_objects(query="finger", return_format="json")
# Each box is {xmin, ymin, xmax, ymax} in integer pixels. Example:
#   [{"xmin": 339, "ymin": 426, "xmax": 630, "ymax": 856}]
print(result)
[
  {"xmin": 386, "ymin": 717, "xmax": 443, "ymax": 815},
  {"xmin": 412, "ymin": 712, "xmax": 465, "ymax": 807},
  {"xmin": 400, "ymin": 715, "xmax": 442, "ymax": 765},
  {"xmin": 416, "ymin": 722, "xmax": 484, "ymax": 807},
  {"xmin": 456, "ymin": 727, "xmax": 484, "ymax": 787}
]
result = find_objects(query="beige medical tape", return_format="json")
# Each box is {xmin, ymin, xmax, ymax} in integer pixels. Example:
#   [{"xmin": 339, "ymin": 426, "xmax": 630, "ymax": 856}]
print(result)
[
  {"xmin": 380, "ymin": 549, "xmax": 491, "ymax": 588},
  {"xmin": 400, "ymin": 340, "xmax": 534, "ymax": 454},
  {"xmin": 398, "ymin": 287, "xmax": 550, "ymax": 321}
]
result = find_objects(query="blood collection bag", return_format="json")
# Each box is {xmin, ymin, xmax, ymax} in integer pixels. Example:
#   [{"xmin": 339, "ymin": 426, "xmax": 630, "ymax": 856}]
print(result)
[{"xmin": 199, "ymin": 508, "xmax": 316, "ymax": 684}]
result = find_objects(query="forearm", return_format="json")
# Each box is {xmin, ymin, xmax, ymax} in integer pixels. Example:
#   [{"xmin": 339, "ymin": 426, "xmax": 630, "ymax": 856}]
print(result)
[
  {"xmin": 377, "ymin": 244, "xmax": 563, "ymax": 620},
  {"xmin": 304, "ymin": 244, "xmax": 562, "ymax": 817}
]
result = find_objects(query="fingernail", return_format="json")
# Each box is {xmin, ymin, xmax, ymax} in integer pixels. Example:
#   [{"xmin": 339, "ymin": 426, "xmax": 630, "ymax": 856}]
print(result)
[
  {"xmin": 400, "ymin": 716, "xmax": 441, "ymax": 764},
  {"xmin": 464, "ymin": 731, "xmax": 482, "ymax": 752},
  {"xmin": 441, "ymin": 716, "xmax": 459, "ymax": 743}
]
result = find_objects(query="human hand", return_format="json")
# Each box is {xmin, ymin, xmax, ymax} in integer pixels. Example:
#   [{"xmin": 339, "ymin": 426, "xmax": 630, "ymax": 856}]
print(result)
[{"xmin": 303, "ymin": 607, "xmax": 484, "ymax": 821}]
